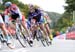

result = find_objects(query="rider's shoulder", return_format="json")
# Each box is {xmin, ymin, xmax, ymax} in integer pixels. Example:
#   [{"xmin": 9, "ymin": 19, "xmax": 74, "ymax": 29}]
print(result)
[
  {"xmin": 11, "ymin": 4, "xmax": 18, "ymax": 8},
  {"xmin": 11, "ymin": 4, "xmax": 18, "ymax": 10},
  {"xmin": 11, "ymin": 4, "xmax": 17, "ymax": 6}
]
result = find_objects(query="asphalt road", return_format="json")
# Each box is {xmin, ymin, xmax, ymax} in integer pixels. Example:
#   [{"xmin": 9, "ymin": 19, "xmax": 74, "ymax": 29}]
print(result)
[{"xmin": 0, "ymin": 35, "xmax": 75, "ymax": 52}]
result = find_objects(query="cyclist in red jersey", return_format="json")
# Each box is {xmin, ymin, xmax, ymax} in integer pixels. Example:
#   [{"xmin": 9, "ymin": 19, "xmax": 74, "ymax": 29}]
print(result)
[
  {"xmin": 4, "ymin": 2, "xmax": 33, "ymax": 44},
  {"xmin": 0, "ymin": 1, "xmax": 14, "ymax": 49}
]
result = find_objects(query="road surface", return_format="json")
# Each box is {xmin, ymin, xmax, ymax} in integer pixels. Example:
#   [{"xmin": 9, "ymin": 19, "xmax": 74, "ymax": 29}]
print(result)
[{"xmin": 0, "ymin": 35, "xmax": 75, "ymax": 52}]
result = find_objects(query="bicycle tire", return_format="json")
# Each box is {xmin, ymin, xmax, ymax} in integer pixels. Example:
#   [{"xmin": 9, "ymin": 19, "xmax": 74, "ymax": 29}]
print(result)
[
  {"xmin": 16, "ymin": 32, "xmax": 26, "ymax": 48},
  {"xmin": 21, "ymin": 29, "xmax": 33, "ymax": 47},
  {"xmin": 37, "ymin": 30, "xmax": 46, "ymax": 47}
]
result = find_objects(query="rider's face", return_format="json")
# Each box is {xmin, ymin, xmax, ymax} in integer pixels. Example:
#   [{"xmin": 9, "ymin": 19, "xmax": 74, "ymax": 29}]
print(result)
[
  {"xmin": 29, "ymin": 6, "xmax": 35, "ymax": 12},
  {"xmin": 29, "ymin": 8, "xmax": 35, "ymax": 13},
  {"xmin": 4, "ymin": 5, "xmax": 10, "ymax": 9},
  {"xmin": 4, "ymin": 6, "xmax": 9, "ymax": 9}
]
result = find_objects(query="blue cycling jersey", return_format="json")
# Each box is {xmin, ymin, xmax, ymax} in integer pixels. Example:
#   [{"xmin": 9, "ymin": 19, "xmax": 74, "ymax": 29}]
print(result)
[{"xmin": 28, "ymin": 9, "xmax": 42, "ymax": 21}]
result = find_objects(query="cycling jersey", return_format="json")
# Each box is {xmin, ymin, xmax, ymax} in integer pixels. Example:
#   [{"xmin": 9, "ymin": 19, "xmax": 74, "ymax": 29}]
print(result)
[
  {"xmin": 42, "ymin": 12, "xmax": 50, "ymax": 24},
  {"xmin": 28, "ymin": 9, "xmax": 44, "ymax": 24},
  {"xmin": 4, "ymin": 4, "xmax": 23, "ymax": 20},
  {"xmin": 44, "ymin": 12, "xmax": 50, "ymax": 20},
  {"xmin": 9, "ymin": 15, "xmax": 25, "ymax": 21},
  {"xmin": 43, "ymin": 12, "xmax": 49, "ymax": 24}
]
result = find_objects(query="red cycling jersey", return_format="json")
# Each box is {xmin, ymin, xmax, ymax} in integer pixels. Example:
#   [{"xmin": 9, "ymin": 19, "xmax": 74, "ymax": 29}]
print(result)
[{"xmin": 4, "ymin": 4, "xmax": 25, "ymax": 21}]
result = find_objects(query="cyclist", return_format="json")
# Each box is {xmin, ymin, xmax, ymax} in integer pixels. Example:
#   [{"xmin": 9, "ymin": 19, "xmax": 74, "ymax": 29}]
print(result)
[
  {"xmin": 1, "ymin": 12, "xmax": 16, "ymax": 35},
  {"xmin": 0, "ymin": 1, "xmax": 14, "ymax": 49},
  {"xmin": 28, "ymin": 4, "xmax": 51, "ymax": 43},
  {"xmin": 0, "ymin": 13, "xmax": 15, "ymax": 49},
  {"xmin": 4, "ymin": 2, "xmax": 33, "ymax": 44},
  {"xmin": 42, "ymin": 12, "xmax": 53, "ymax": 41}
]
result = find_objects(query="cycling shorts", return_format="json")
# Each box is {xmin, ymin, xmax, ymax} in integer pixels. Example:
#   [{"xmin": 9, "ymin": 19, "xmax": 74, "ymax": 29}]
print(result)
[
  {"xmin": 10, "ymin": 15, "xmax": 25, "ymax": 21},
  {"xmin": 27, "ymin": 16, "xmax": 45, "ymax": 29}
]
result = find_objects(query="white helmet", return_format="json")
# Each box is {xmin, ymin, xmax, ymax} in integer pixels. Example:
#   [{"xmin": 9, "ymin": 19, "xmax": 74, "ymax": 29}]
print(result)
[{"xmin": 4, "ymin": 2, "xmax": 12, "ymax": 7}]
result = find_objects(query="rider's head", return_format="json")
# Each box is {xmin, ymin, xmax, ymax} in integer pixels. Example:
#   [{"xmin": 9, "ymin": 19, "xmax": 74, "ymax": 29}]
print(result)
[
  {"xmin": 4, "ymin": 2, "xmax": 12, "ymax": 8},
  {"xmin": 28, "ymin": 4, "xmax": 34, "ymax": 9},
  {"xmin": 28, "ymin": 4, "xmax": 35, "ymax": 12}
]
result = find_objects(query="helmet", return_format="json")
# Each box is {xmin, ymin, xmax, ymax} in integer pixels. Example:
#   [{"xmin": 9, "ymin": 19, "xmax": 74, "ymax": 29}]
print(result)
[
  {"xmin": 28, "ymin": 4, "xmax": 34, "ymax": 9},
  {"xmin": 4, "ymin": 2, "xmax": 12, "ymax": 7}
]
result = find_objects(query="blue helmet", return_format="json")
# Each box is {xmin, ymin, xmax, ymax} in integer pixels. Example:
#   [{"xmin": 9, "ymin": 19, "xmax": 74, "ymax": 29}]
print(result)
[{"xmin": 4, "ymin": 2, "xmax": 12, "ymax": 7}]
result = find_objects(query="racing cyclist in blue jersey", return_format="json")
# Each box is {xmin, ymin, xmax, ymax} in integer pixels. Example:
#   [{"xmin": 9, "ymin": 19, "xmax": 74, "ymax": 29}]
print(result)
[{"xmin": 28, "ymin": 4, "xmax": 51, "ymax": 43}]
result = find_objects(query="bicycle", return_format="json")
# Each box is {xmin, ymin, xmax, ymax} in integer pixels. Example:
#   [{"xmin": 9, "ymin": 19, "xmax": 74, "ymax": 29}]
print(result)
[
  {"xmin": 30, "ymin": 19, "xmax": 51, "ymax": 47},
  {"xmin": 11, "ymin": 19, "xmax": 33, "ymax": 48}
]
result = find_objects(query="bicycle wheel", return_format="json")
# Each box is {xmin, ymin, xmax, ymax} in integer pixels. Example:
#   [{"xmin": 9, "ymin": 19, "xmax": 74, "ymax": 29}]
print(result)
[
  {"xmin": 33, "ymin": 30, "xmax": 39, "ymax": 41},
  {"xmin": 6, "ymin": 34, "xmax": 15, "ymax": 49},
  {"xmin": 0, "ymin": 33, "xmax": 15, "ymax": 49},
  {"xmin": 15, "ymin": 23, "xmax": 27, "ymax": 48},
  {"xmin": 16, "ymin": 31, "xmax": 26, "ymax": 48},
  {"xmin": 45, "ymin": 39, "xmax": 51, "ymax": 46},
  {"xmin": 0, "ymin": 34, "xmax": 3, "ymax": 49},
  {"xmin": 21, "ymin": 29, "xmax": 33, "ymax": 47},
  {"xmin": 37, "ymin": 30, "xmax": 46, "ymax": 47}
]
